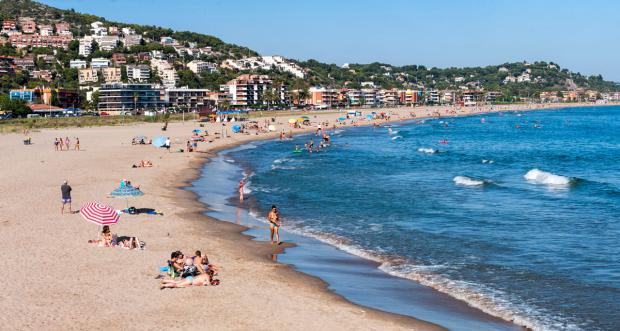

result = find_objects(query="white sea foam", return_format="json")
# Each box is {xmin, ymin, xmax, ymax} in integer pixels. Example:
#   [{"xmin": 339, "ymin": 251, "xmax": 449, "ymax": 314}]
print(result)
[
  {"xmin": 391, "ymin": 135, "xmax": 403, "ymax": 140},
  {"xmin": 453, "ymin": 176, "xmax": 486, "ymax": 186},
  {"xmin": 271, "ymin": 165, "xmax": 297, "ymax": 170},
  {"xmin": 417, "ymin": 147, "xmax": 437, "ymax": 154},
  {"xmin": 241, "ymin": 207, "xmax": 575, "ymax": 331},
  {"xmin": 224, "ymin": 159, "xmax": 236, "ymax": 163},
  {"xmin": 378, "ymin": 262, "xmax": 579, "ymax": 331},
  {"xmin": 482, "ymin": 159, "xmax": 495, "ymax": 164},
  {"xmin": 524, "ymin": 169, "xmax": 572, "ymax": 186}
]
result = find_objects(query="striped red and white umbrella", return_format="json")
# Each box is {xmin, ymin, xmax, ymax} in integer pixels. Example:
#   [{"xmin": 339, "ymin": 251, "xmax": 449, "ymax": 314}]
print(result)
[{"xmin": 80, "ymin": 202, "xmax": 120, "ymax": 226}]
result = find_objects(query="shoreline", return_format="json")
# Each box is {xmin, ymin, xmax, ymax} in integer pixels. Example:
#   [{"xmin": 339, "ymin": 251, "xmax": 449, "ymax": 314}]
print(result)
[{"xmin": 0, "ymin": 102, "xmax": 614, "ymax": 330}]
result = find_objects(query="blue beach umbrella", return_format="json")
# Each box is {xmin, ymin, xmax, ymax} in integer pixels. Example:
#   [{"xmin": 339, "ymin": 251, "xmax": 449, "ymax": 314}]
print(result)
[
  {"xmin": 192, "ymin": 129, "xmax": 201, "ymax": 134},
  {"xmin": 366, "ymin": 114, "xmax": 373, "ymax": 120},
  {"xmin": 110, "ymin": 185, "xmax": 144, "ymax": 208},
  {"xmin": 231, "ymin": 125, "xmax": 241, "ymax": 133},
  {"xmin": 153, "ymin": 136, "xmax": 166, "ymax": 147},
  {"xmin": 338, "ymin": 117, "xmax": 346, "ymax": 121}
]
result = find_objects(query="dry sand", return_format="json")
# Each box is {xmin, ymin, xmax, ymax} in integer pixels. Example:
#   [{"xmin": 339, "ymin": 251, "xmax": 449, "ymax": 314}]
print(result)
[{"xmin": 0, "ymin": 103, "xmax": 601, "ymax": 330}]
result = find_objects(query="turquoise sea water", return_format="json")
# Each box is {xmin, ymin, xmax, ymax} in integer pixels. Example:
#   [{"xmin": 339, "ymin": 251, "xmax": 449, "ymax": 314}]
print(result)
[{"xmin": 196, "ymin": 106, "xmax": 620, "ymax": 331}]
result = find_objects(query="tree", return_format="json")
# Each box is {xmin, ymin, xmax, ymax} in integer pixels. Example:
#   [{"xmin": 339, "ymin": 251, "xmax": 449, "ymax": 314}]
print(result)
[{"xmin": 0, "ymin": 94, "xmax": 31, "ymax": 117}]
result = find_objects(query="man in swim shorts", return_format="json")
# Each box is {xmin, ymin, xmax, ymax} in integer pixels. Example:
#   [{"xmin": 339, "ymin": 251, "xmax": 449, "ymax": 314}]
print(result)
[{"xmin": 61, "ymin": 180, "xmax": 72, "ymax": 214}]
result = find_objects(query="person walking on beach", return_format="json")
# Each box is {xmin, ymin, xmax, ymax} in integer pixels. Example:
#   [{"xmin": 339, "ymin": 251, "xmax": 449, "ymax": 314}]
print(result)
[
  {"xmin": 61, "ymin": 180, "xmax": 72, "ymax": 214},
  {"xmin": 54, "ymin": 138, "xmax": 59, "ymax": 151},
  {"xmin": 238, "ymin": 179, "xmax": 245, "ymax": 202},
  {"xmin": 64, "ymin": 137, "xmax": 70, "ymax": 150},
  {"xmin": 74, "ymin": 137, "xmax": 80, "ymax": 151},
  {"xmin": 268, "ymin": 205, "xmax": 281, "ymax": 244},
  {"xmin": 58, "ymin": 137, "xmax": 64, "ymax": 151}
]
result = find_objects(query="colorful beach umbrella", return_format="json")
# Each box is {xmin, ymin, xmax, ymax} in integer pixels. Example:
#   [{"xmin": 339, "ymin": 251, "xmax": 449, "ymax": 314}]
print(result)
[
  {"xmin": 301, "ymin": 115, "xmax": 310, "ymax": 120},
  {"xmin": 80, "ymin": 202, "xmax": 119, "ymax": 226},
  {"xmin": 110, "ymin": 185, "xmax": 144, "ymax": 208},
  {"xmin": 288, "ymin": 118, "xmax": 296, "ymax": 124},
  {"xmin": 153, "ymin": 136, "xmax": 166, "ymax": 147}
]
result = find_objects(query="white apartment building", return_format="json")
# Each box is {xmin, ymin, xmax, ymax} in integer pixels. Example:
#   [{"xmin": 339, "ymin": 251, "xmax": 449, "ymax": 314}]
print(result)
[
  {"xmin": 69, "ymin": 59, "xmax": 87, "ymax": 69},
  {"xmin": 126, "ymin": 64, "xmax": 151, "ymax": 82},
  {"xmin": 91, "ymin": 58, "xmax": 111, "ymax": 69},
  {"xmin": 97, "ymin": 36, "xmax": 119, "ymax": 51},
  {"xmin": 187, "ymin": 60, "xmax": 217, "ymax": 75},
  {"xmin": 79, "ymin": 36, "xmax": 93, "ymax": 57},
  {"xmin": 38, "ymin": 24, "xmax": 53, "ymax": 36},
  {"xmin": 361, "ymin": 88, "xmax": 378, "ymax": 106},
  {"xmin": 90, "ymin": 21, "xmax": 107, "ymax": 36},
  {"xmin": 123, "ymin": 34, "xmax": 142, "ymax": 47},
  {"xmin": 151, "ymin": 59, "xmax": 178, "ymax": 88}
]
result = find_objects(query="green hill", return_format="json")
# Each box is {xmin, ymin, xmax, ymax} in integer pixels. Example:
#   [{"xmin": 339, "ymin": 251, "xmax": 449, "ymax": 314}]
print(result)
[{"xmin": 1, "ymin": 0, "xmax": 618, "ymax": 101}]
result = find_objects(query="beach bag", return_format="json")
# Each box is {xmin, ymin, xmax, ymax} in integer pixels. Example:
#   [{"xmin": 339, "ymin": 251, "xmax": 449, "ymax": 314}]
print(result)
[{"xmin": 182, "ymin": 266, "xmax": 197, "ymax": 278}]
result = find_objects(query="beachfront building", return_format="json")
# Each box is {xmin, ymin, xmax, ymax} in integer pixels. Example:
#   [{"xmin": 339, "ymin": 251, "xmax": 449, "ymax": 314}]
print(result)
[
  {"xmin": 220, "ymin": 74, "xmax": 285, "ymax": 107},
  {"xmin": 441, "ymin": 91, "xmax": 457, "ymax": 105},
  {"xmin": 426, "ymin": 90, "xmax": 440, "ymax": 104},
  {"xmin": 78, "ymin": 68, "xmax": 98, "ymax": 84},
  {"xmin": 126, "ymin": 64, "xmax": 151, "ymax": 82},
  {"xmin": 378, "ymin": 89, "xmax": 399, "ymax": 107},
  {"xmin": 461, "ymin": 90, "xmax": 483, "ymax": 106},
  {"xmin": 307, "ymin": 87, "xmax": 339, "ymax": 109},
  {"xmin": 361, "ymin": 88, "xmax": 378, "ymax": 107},
  {"xmin": 164, "ymin": 88, "xmax": 214, "ymax": 112},
  {"xmin": 103, "ymin": 67, "xmax": 122, "ymax": 83},
  {"xmin": 97, "ymin": 83, "xmax": 166, "ymax": 114},
  {"xmin": 346, "ymin": 89, "xmax": 363, "ymax": 106},
  {"xmin": 399, "ymin": 89, "xmax": 421, "ymax": 105},
  {"xmin": 485, "ymin": 91, "xmax": 503, "ymax": 103}
]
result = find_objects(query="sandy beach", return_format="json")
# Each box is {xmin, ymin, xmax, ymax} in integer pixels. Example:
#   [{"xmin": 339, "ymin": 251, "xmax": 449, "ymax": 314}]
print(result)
[{"xmin": 0, "ymin": 103, "xmax": 606, "ymax": 330}]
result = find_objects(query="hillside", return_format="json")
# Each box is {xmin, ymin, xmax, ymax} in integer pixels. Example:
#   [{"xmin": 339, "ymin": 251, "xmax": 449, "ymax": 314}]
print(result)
[{"xmin": 0, "ymin": 0, "xmax": 618, "ymax": 108}]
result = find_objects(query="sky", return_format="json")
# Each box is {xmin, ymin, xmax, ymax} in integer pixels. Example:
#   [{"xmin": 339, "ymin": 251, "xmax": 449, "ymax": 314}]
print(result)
[{"xmin": 38, "ymin": 0, "xmax": 620, "ymax": 81}]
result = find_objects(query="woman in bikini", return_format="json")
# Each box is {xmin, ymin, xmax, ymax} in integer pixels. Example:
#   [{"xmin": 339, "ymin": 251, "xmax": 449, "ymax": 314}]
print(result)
[{"xmin": 268, "ymin": 205, "xmax": 281, "ymax": 244}]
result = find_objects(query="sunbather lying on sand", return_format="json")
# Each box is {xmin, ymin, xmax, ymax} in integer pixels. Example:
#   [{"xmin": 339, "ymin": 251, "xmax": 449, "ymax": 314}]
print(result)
[{"xmin": 160, "ymin": 273, "xmax": 214, "ymax": 289}]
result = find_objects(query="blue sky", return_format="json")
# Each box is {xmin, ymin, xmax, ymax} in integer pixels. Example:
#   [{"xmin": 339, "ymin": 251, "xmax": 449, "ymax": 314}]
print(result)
[{"xmin": 39, "ymin": 0, "xmax": 620, "ymax": 81}]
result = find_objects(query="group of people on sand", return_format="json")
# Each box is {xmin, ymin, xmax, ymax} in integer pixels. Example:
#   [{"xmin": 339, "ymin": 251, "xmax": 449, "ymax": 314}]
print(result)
[
  {"xmin": 88, "ymin": 225, "xmax": 144, "ymax": 250},
  {"xmin": 131, "ymin": 137, "xmax": 152, "ymax": 145},
  {"xmin": 54, "ymin": 137, "xmax": 79, "ymax": 151},
  {"xmin": 132, "ymin": 160, "xmax": 153, "ymax": 168},
  {"xmin": 160, "ymin": 250, "xmax": 220, "ymax": 289}
]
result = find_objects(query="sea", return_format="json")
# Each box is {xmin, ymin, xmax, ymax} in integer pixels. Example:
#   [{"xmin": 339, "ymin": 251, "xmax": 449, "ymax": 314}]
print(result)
[{"xmin": 189, "ymin": 106, "xmax": 620, "ymax": 331}]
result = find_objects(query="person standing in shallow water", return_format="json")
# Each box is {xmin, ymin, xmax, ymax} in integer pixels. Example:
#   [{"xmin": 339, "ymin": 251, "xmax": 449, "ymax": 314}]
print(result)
[
  {"xmin": 268, "ymin": 205, "xmax": 281, "ymax": 244},
  {"xmin": 238, "ymin": 179, "xmax": 245, "ymax": 202}
]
